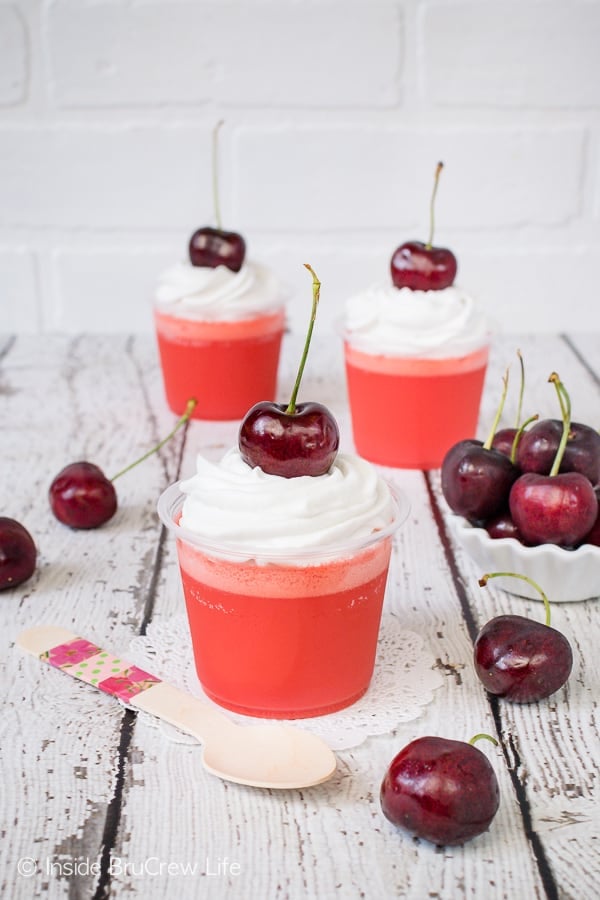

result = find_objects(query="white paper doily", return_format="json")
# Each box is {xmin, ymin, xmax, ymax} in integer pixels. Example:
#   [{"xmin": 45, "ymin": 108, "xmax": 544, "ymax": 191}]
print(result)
[{"xmin": 127, "ymin": 614, "xmax": 444, "ymax": 751}]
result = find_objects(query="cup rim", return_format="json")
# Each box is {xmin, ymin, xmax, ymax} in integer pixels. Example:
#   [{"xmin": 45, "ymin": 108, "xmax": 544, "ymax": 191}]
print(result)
[{"xmin": 157, "ymin": 479, "xmax": 410, "ymax": 563}]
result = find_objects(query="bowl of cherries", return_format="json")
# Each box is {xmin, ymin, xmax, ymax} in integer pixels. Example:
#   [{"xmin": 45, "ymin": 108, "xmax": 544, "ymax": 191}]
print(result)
[{"xmin": 441, "ymin": 370, "xmax": 600, "ymax": 603}]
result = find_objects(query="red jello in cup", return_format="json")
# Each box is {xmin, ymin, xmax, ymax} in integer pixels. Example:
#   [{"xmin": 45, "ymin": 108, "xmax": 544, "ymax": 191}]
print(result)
[
  {"xmin": 344, "ymin": 342, "xmax": 489, "ymax": 470},
  {"xmin": 153, "ymin": 258, "xmax": 287, "ymax": 420},
  {"xmin": 157, "ymin": 476, "xmax": 407, "ymax": 719},
  {"xmin": 154, "ymin": 308, "xmax": 285, "ymax": 420},
  {"xmin": 342, "ymin": 281, "xmax": 491, "ymax": 469}
]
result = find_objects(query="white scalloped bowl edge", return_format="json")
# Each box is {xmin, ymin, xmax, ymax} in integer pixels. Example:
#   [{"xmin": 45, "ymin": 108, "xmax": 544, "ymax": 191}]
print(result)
[{"xmin": 449, "ymin": 516, "xmax": 600, "ymax": 603}]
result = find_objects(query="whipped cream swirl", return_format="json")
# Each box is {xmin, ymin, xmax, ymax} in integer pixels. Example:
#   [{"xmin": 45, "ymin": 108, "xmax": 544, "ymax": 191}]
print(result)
[
  {"xmin": 178, "ymin": 449, "xmax": 396, "ymax": 555},
  {"xmin": 344, "ymin": 284, "xmax": 489, "ymax": 357},
  {"xmin": 155, "ymin": 260, "xmax": 284, "ymax": 321}
]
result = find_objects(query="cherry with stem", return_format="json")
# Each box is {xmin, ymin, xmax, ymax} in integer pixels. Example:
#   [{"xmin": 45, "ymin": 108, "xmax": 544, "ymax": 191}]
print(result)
[
  {"xmin": 239, "ymin": 265, "xmax": 340, "ymax": 478},
  {"xmin": 441, "ymin": 368, "xmax": 519, "ymax": 522},
  {"xmin": 390, "ymin": 161, "xmax": 457, "ymax": 291},
  {"xmin": 475, "ymin": 571, "xmax": 573, "ymax": 702},
  {"xmin": 515, "ymin": 365, "xmax": 600, "ymax": 484},
  {"xmin": 380, "ymin": 731, "xmax": 500, "ymax": 846},
  {"xmin": 188, "ymin": 121, "xmax": 246, "ymax": 272},
  {"xmin": 50, "ymin": 398, "xmax": 197, "ymax": 529},
  {"xmin": 509, "ymin": 374, "xmax": 598, "ymax": 547}
]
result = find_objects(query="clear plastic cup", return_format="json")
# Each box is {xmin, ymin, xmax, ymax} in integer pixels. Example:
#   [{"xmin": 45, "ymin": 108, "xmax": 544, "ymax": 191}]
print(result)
[
  {"xmin": 158, "ymin": 481, "xmax": 408, "ymax": 719},
  {"xmin": 154, "ymin": 307, "xmax": 286, "ymax": 420},
  {"xmin": 343, "ymin": 338, "xmax": 490, "ymax": 469}
]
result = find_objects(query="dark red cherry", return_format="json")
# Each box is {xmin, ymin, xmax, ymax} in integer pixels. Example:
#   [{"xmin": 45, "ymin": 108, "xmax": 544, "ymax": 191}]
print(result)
[
  {"xmin": 484, "ymin": 511, "xmax": 522, "ymax": 541},
  {"xmin": 239, "ymin": 400, "xmax": 339, "ymax": 478},
  {"xmin": 188, "ymin": 121, "xmax": 246, "ymax": 273},
  {"xmin": 441, "ymin": 370, "xmax": 518, "ymax": 521},
  {"xmin": 380, "ymin": 735, "xmax": 500, "ymax": 846},
  {"xmin": 0, "ymin": 518, "xmax": 37, "ymax": 590},
  {"xmin": 474, "ymin": 614, "xmax": 573, "ymax": 703},
  {"xmin": 390, "ymin": 163, "xmax": 457, "ymax": 291},
  {"xmin": 189, "ymin": 226, "xmax": 246, "ymax": 273},
  {"xmin": 581, "ymin": 502, "xmax": 600, "ymax": 546},
  {"xmin": 239, "ymin": 265, "xmax": 339, "ymax": 478},
  {"xmin": 509, "ymin": 471, "xmax": 597, "ymax": 548},
  {"xmin": 49, "ymin": 401, "xmax": 197, "ymax": 530},
  {"xmin": 49, "ymin": 462, "xmax": 117, "ymax": 530},
  {"xmin": 509, "ymin": 374, "xmax": 598, "ymax": 548},
  {"xmin": 476, "ymin": 573, "xmax": 573, "ymax": 702},
  {"xmin": 391, "ymin": 240, "xmax": 457, "ymax": 291},
  {"xmin": 491, "ymin": 427, "xmax": 518, "ymax": 460},
  {"xmin": 516, "ymin": 418, "xmax": 600, "ymax": 486},
  {"xmin": 441, "ymin": 439, "xmax": 519, "ymax": 522}
]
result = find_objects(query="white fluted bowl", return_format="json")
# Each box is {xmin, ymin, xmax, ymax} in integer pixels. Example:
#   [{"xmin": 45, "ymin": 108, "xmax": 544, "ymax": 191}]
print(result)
[{"xmin": 450, "ymin": 516, "xmax": 600, "ymax": 603}]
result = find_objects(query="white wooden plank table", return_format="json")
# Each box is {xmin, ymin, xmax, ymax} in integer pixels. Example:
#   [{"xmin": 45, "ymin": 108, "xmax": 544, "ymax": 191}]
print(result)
[{"xmin": 1, "ymin": 331, "xmax": 599, "ymax": 900}]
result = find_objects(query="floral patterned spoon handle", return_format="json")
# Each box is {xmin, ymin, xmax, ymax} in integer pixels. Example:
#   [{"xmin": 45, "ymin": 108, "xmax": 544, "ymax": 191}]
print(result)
[{"xmin": 17, "ymin": 625, "xmax": 336, "ymax": 790}]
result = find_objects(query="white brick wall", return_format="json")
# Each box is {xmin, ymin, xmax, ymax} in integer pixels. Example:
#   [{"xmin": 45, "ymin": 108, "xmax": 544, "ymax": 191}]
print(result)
[
  {"xmin": 1, "ymin": 0, "xmax": 599, "ymax": 337},
  {"xmin": 0, "ymin": 6, "xmax": 27, "ymax": 105},
  {"xmin": 233, "ymin": 125, "xmax": 586, "ymax": 229},
  {"xmin": 421, "ymin": 3, "xmax": 600, "ymax": 109},
  {"xmin": 47, "ymin": 2, "xmax": 403, "ymax": 109}
]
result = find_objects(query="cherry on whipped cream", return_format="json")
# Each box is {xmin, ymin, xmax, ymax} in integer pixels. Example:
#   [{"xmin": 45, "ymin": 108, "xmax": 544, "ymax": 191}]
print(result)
[
  {"xmin": 49, "ymin": 400, "xmax": 197, "ymax": 529},
  {"xmin": 390, "ymin": 162, "xmax": 457, "ymax": 291},
  {"xmin": 189, "ymin": 121, "xmax": 246, "ymax": 273},
  {"xmin": 239, "ymin": 265, "xmax": 339, "ymax": 478}
]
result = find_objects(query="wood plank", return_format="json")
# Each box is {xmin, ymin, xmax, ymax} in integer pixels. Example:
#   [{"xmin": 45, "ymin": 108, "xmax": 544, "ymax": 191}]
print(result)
[
  {"xmin": 439, "ymin": 333, "xmax": 600, "ymax": 899},
  {"xmin": 2, "ymin": 331, "xmax": 599, "ymax": 899},
  {"xmin": 1, "ymin": 335, "xmax": 184, "ymax": 898}
]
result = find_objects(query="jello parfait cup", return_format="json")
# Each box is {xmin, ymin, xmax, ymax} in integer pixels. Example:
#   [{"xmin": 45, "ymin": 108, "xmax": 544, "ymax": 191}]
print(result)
[
  {"xmin": 343, "ymin": 336, "xmax": 490, "ymax": 470},
  {"xmin": 158, "ymin": 481, "xmax": 407, "ymax": 719},
  {"xmin": 153, "ymin": 258, "xmax": 287, "ymax": 420},
  {"xmin": 154, "ymin": 307, "xmax": 286, "ymax": 421}
]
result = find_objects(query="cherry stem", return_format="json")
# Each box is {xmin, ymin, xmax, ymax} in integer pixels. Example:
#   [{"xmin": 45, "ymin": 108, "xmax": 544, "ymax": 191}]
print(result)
[
  {"xmin": 510, "ymin": 413, "xmax": 539, "ymax": 465},
  {"xmin": 212, "ymin": 119, "xmax": 224, "ymax": 231},
  {"xmin": 479, "ymin": 572, "xmax": 552, "ymax": 627},
  {"xmin": 286, "ymin": 265, "xmax": 321, "ymax": 415},
  {"xmin": 468, "ymin": 733, "xmax": 498, "ymax": 748},
  {"xmin": 548, "ymin": 372, "xmax": 571, "ymax": 477},
  {"xmin": 514, "ymin": 349, "xmax": 525, "ymax": 429},
  {"xmin": 483, "ymin": 367, "xmax": 510, "ymax": 451},
  {"xmin": 110, "ymin": 398, "xmax": 197, "ymax": 482},
  {"xmin": 426, "ymin": 161, "xmax": 444, "ymax": 250}
]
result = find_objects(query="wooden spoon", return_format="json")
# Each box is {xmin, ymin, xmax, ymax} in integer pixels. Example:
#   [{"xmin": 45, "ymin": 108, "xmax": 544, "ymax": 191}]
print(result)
[{"xmin": 17, "ymin": 625, "xmax": 337, "ymax": 790}]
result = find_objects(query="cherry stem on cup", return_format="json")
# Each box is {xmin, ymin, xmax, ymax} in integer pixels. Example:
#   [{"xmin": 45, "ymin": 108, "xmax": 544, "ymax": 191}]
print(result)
[
  {"xmin": 212, "ymin": 119, "xmax": 224, "ymax": 231},
  {"xmin": 110, "ymin": 398, "xmax": 197, "ymax": 482},
  {"xmin": 479, "ymin": 572, "xmax": 552, "ymax": 627},
  {"xmin": 285, "ymin": 265, "xmax": 321, "ymax": 415},
  {"xmin": 426, "ymin": 161, "xmax": 444, "ymax": 250},
  {"xmin": 468, "ymin": 733, "xmax": 498, "ymax": 748}
]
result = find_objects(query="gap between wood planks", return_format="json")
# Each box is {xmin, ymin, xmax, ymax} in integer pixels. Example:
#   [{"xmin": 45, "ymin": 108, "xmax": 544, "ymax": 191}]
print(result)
[
  {"xmin": 424, "ymin": 469, "xmax": 560, "ymax": 900},
  {"xmin": 91, "ymin": 380, "xmax": 192, "ymax": 900}
]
